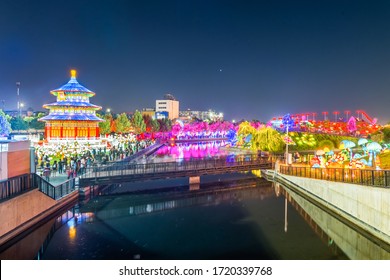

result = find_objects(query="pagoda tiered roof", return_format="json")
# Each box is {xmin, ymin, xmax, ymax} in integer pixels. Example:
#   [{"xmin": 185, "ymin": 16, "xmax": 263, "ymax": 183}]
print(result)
[
  {"xmin": 50, "ymin": 69, "xmax": 95, "ymax": 97},
  {"xmin": 43, "ymin": 101, "xmax": 102, "ymax": 109},
  {"xmin": 39, "ymin": 114, "xmax": 103, "ymax": 121},
  {"xmin": 40, "ymin": 69, "xmax": 103, "ymax": 122}
]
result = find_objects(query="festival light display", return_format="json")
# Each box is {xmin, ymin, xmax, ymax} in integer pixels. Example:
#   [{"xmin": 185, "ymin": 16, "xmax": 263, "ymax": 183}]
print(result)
[
  {"xmin": 39, "ymin": 70, "xmax": 103, "ymax": 140},
  {"xmin": 170, "ymin": 121, "xmax": 234, "ymax": 140},
  {"xmin": 269, "ymin": 110, "xmax": 381, "ymax": 136}
]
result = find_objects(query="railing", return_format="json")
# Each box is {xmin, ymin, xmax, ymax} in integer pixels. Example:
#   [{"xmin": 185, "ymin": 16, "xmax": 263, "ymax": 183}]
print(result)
[
  {"xmin": 35, "ymin": 175, "xmax": 76, "ymax": 200},
  {"xmin": 279, "ymin": 165, "xmax": 390, "ymax": 188},
  {"xmin": 0, "ymin": 173, "xmax": 76, "ymax": 202},
  {"xmin": 0, "ymin": 174, "xmax": 37, "ymax": 202},
  {"xmin": 80, "ymin": 154, "xmax": 273, "ymax": 181},
  {"xmin": 123, "ymin": 142, "xmax": 164, "ymax": 162}
]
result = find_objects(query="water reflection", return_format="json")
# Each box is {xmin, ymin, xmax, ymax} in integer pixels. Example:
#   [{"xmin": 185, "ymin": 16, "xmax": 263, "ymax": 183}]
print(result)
[
  {"xmin": 152, "ymin": 141, "xmax": 252, "ymax": 162},
  {"xmin": 278, "ymin": 183, "xmax": 390, "ymax": 259},
  {"xmin": 1, "ymin": 178, "xmax": 388, "ymax": 259}
]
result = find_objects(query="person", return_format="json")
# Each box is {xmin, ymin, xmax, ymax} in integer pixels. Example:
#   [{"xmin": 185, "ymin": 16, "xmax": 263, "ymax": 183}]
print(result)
[
  {"xmin": 43, "ymin": 163, "xmax": 51, "ymax": 182},
  {"xmin": 66, "ymin": 165, "xmax": 72, "ymax": 179},
  {"xmin": 52, "ymin": 160, "xmax": 58, "ymax": 177},
  {"xmin": 58, "ymin": 160, "xmax": 63, "ymax": 174},
  {"xmin": 294, "ymin": 152, "xmax": 300, "ymax": 163}
]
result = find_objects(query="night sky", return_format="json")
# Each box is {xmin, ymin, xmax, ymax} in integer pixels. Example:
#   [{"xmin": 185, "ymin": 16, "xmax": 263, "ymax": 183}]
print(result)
[{"xmin": 1, "ymin": 0, "xmax": 390, "ymax": 123}]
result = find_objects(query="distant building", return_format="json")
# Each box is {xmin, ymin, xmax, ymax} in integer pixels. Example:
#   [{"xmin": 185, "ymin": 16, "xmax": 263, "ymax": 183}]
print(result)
[
  {"xmin": 141, "ymin": 108, "xmax": 156, "ymax": 119},
  {"xmin": 179, "ymin": 109, "xmax": 224, "ymax": 122},
  {"xmin": 156, "ymin": 93, "xmax": 179, "ymax": 120},
  {"xmin": 4, "ymin": 110, "xmax": 28, "ymax": 118}
]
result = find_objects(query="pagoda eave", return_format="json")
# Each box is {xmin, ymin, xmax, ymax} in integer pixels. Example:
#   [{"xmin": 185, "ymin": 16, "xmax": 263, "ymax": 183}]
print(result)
[{"xmin": 50, "ymin": 91, "xmax": 95, "ymax": 97}]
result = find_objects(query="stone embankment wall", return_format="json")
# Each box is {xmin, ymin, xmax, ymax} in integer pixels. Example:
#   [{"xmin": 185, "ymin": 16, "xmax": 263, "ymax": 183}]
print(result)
[
  {"xmin": 278, "ymin": 173, "xmax": 390, "ymax": 244},
  {"xmin": 284, "ymin": 185, "xmax": 390, "ymax": 259}
]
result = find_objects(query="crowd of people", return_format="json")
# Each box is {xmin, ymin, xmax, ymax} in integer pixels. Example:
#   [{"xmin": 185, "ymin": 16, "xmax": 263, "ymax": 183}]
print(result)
[{"xmin": 36, "ymin": 138, "xmax": 155, "ymax": 182}]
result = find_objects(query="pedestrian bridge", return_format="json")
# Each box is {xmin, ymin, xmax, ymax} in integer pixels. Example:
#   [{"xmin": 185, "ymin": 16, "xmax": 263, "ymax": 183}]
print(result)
[{"xmin": 79, "ymin": 155, "xmax": 273, "ymax": 187}]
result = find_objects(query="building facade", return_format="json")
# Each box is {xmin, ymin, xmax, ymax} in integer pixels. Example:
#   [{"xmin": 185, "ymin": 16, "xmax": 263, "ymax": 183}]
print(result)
[
  {"xmin": 179, "ymin": 109, "xmax": 224, "ymax": 122},
  {"xmin": 156, "ymin": 95, "xmax": 179, "ymax": 120},
  {"xmin": 141, "ymin": 108, "xmax": 156, "ymax": 119},
  {"xmin": 39, "ymin": 70, "xmax": 103, "ymax": 140}
]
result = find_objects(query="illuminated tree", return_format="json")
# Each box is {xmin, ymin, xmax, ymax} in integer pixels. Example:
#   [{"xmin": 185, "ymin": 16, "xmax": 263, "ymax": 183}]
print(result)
[
  {"xmin": 99, "ymin": 113, "xmax": 112, "ymax": 135},
  {"xmin": 237, "ymin": 121, "xmax": 256, "ymax": 136},
  {"xmin": 131, "ymin": 110, "xmax": 146, "ymax": 134},
  {"xmin": 115, "ymin": 113, "xmax": 132, "ymax": 133},
  {"xmin": 29, "ymin": 112, "xmax": 46, "ymax": 130},
  {"xmin": 0, "ymin": 109, "xmax": 11, "ymax": 136},
  {"xmin": 151, "ymin": 119, "xmax": 160, "ymax": 132},
  {"xmin": 252, "ymin": 127, "xmax": 284, "ymax": 152},
  {"xmin": 158, "ymin": 118, "xmax": 172, "ymax": 132},
  {"xmin": 10, "ymin": 116, "xmax": 28, "ymax": 131}
]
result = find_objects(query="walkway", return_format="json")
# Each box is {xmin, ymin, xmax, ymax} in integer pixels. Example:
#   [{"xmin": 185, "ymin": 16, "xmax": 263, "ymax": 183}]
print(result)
[{"xmin": 79, "ymin": 155, "xmax": 273, "ymax": 186}]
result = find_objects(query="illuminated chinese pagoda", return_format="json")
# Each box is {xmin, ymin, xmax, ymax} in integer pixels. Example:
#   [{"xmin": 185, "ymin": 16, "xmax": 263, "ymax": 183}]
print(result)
[{"xmin": 39, "ymin": 69, "xmax": 103, "ymax": 140}]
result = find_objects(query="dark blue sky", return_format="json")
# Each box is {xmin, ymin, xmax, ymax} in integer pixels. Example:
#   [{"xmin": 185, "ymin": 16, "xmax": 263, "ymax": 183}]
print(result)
[{"xmin": 1, "ymin": 0, "xmax": 390, "ymax": 123}]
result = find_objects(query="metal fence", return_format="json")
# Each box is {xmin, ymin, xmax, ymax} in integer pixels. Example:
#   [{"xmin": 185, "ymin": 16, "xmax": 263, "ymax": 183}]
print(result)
[
  {"xmin": 0, "ymin": 173, "xmax": 76, "ymax": 202},
  {"xmin": 0, "ymin": 174, "xmax": 36, "ymax": 201},
  {"xmin": 35, "ymin": 175, "xmax": 76, "ymax": 200},
  {"xmin": 81, "ymin": 154, "xmax": 273, "ymax": 180},
  {"xmin": 279, "ymin": 165, "xmax": 390, "ymax": 188}
]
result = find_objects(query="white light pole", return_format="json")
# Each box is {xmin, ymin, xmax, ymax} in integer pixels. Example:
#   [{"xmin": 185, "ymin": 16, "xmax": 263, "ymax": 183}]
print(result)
[
  {"xmin": 16, "ymin": 82, "xmax": 20, "ymax": 117},
  {"xmin": 20, "ymin": 103, "xmax": 24, "ymax": 117},
  {"xmin": 285, "ymin": 125, "xmax": 289, "ymax": 165},
  {"xmin": 283, "ymin": 113, "xmax": 292, "ymax": 165}
]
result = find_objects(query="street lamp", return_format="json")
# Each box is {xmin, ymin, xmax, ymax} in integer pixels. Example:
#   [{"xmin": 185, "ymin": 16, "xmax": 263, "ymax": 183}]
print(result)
[
  {"xmin": 282, "ymin": 114, "xmax": 294, "ymax": 165},
  {"xmin": 20, "ymin": 103, "xmax": 24, "ymax": 117},
  {"xmin": 16, "ymin": 82, "xmax": 20, "ymax": 117},
  {"xmin": 344, "ymin": 110, "xmax": 350, "ymax": 121},
  {"xmin": 106, "ymin": 108, "xmax": 111, "ymax": 113},
  {"xmin": 333, "ymin": 111, "xmax": 340, "ymax": 122}
]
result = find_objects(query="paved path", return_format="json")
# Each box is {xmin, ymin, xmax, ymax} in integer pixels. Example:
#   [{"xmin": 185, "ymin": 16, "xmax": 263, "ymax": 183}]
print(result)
[{"xmin": 42, "ymin": 174, "xmax": 70, "ymax": 186}]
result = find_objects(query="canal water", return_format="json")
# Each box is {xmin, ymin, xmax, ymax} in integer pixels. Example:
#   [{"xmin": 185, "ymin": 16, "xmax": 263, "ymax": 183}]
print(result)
[{"xmin": 1, "ymin": 142, "xmax": 387, "ymax": 260}]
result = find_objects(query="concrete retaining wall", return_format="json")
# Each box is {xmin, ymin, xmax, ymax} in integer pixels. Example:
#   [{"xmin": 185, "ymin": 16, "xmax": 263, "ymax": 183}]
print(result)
[
  {"xmin": 284, "ymin": 185, "xmax": 390, "ymax": 259},
  {"xmin": 0, "ymin": 189, "xmax": 56, "ymax": 237},
  {"xmin": 278, "ymin": 173, "xmax": 390, "ymax": 243},
  {"xmin": 0, "ymin": 189, "xmax": 78, "ymax": 246}
]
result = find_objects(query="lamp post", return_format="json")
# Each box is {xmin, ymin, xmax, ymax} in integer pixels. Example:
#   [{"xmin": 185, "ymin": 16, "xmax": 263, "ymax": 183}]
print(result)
[
  {"xmin": 322, "ymin": 111, "xmax": 328, "ymax": 121},
  {"xmin": 16, "ymin": 82, "xmax": 20, "ymax": 117},
  {"xmin": 282, "ymin": 114, "xmax": 293, "ymax": 165},
  {"xmin": 20, "ymin": 103, "xmax": 24, "ymax": 117},
  {"xmin": 344, "ymin": 110, "xmax": 350, "ymax": 121},
  {"xmin": 333, "ymin": 111, "xmax": 340, "ymax": 122}
]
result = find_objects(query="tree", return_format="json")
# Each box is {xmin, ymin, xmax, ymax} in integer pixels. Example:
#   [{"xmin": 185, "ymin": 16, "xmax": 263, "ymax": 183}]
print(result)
[
  {"xmin": 29, "ymin": 117, "xmax": 45, "ymax": 130},
  {"xmin": 10, "ymin": 116, "xmax": 28, "ymax": 131},
  {"xmin": 131, "ymin": 110, "xmax": 146, "ymax": 134},
  {"xmin": 0, "ymin": 110, "xmax": 11, "ymax": 136},
  {"xmin": 115, "ymin": 113, "xmax": 131, "ymax": 133},
  {"xmin": 252, "ymin": 127, "xmax": 284, "ymax": 152},
  {"xmin": 142, "ymin": 114, "xmax": 153, "ymax": 132},
  {"xmin": 151, "ymin": 119, "xmax": 160, "ymax": 132},
  {"xmin": 99, "ymin": 113, "xmax": 112, "ymax": 135},
  {"xmin": 157, "ymin": 118, "xmax": 171, "ymax": 132}
]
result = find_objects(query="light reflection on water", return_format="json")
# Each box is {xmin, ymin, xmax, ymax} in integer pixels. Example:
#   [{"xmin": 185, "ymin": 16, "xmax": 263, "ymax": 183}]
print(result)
[
  {"xmin": 150, "ymin": 141, "xmax": 253, "ymax": 162},
  {"xmin": 33, "ymin": 179, "xmax": 353, "ymax": 260},
  {"xmin": 1, "ymin": 141, "xmax": 388, "ymax": 260}
]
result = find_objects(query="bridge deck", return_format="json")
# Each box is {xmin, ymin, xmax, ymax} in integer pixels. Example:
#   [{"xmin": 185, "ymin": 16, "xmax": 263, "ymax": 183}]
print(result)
[{"xmin": 80, "ymin": 156, "xmax": 273, "ymax": 186}]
